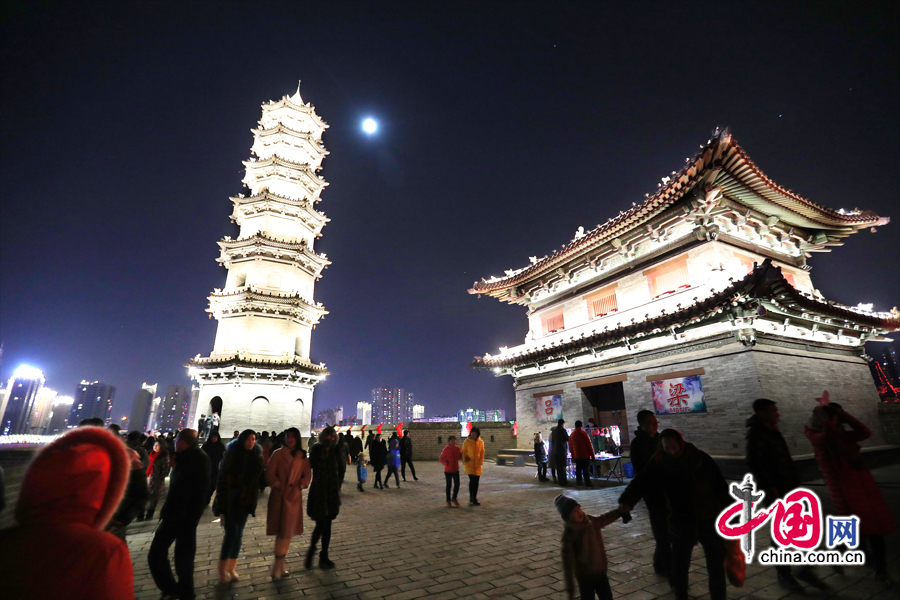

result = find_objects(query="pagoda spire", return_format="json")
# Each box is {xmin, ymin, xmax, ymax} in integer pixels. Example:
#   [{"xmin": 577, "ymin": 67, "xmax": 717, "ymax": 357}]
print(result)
[{"xmin": 291, "ymin": 80, "xmax": 303, "ymax": 104}]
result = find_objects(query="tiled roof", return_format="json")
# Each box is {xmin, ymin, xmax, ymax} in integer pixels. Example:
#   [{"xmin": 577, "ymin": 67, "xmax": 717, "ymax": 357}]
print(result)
[
  {"xmin": 472, "ymin": 259, "xmax": 899, "ymax": 369},
  {"xmin": 470, "ymin": 129, "xmax": 887, "ymax": 295}
]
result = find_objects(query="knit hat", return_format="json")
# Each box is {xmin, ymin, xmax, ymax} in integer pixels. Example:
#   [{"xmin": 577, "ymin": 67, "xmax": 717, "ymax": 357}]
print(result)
[{"xmin": 555, "ymin": 494, "xmax": 579, "ymax": 520}]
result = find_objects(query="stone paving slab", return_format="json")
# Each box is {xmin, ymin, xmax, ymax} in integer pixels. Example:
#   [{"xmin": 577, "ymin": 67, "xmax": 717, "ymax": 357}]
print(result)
[{"xmin": 126, "ymin": 461, "xmax": 899, "ymax": 599}]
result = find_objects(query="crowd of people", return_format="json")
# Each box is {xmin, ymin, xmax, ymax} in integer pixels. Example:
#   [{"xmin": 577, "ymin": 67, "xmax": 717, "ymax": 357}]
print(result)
[
  {"xmin": 553, "ymin": 399, "xmax": 897, "ymax": 600},
  {"xmin": 0, "ymin": 396, "xmax": 895, "ymax": 600},
  {"xmin": 0, "ymin": 420, "xmax": 462, "ymax": 600}
]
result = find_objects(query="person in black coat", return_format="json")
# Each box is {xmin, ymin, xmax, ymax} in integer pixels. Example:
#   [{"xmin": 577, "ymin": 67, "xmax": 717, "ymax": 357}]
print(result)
[
  {"xmin": 399, "ymin": 430, "xmax": 418, "ymax": 481},
  {"xmin": 746, "ymin": 399, "xmax": 826, "ymax": 592},
  {"xmin": 126, "ymin": 431, "xmax": 150, "ymax": 471},
  {"xmin": 619, "ymin": 429, "xmax": 729, "ymax": 600},
  {"xmin": 305, "ymin": 426, "xmax": 342, "ymax": 569},
  {"xmin": 201, "ymin": 431, "xmax": 226, "ymax": 505},
  {"xmin": 148, "ymin": 429, "xmax": 211, "ymax": 600},
  {"xmin": 549, "ymin": 419, "xmax": 570, "ymax": 486},
  {"xmin": 350, "ymin": 434, "xmax": 364, "ymax": 461},
  {"xmin": 629, "ymin": 410, "xmax": 669, "ymax": 578},
  {"xmin": 213, "ymin": 429, "xmax": 265, "ymax": 584},
  {"xmin": 337, "ymin": 433, "xmax": 349, "ymax": 485},
  {"xmin": 368, "ymin": 433, "xmax": 388, "ymax": 490},
  {"xmin": 107, "ymin": 448, "xmax": 149, "ymax": 539}
]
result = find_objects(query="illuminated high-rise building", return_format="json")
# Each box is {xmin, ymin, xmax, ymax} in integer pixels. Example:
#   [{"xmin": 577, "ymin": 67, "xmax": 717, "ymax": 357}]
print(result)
[
  {"xmin": 47, "ymin": 396, "xmax": 74, "ymax": 434},
  {"xmin": 412, "ymin": 404, "xmax": 425, "ymax": 420},
  {"xmin": 129, "ymin": 383, "xmax": 157, "ymax": 433},
  {"xmin": 31, "ymin": 387, "xmax": 58, "ymax": 434},
  {"xmin": 157, "ymin": 385, "xmax": 190, "ymax": 433},
  {"xmin": 457, "ymin": 407, "xmax": 487, "ymax": 423},
  {"xmin": 356, "ymin": 401, "xmax": 372, "ymax": 425},
  {"xmin": 68, "ymin": 381, "xmax": 115, "ymax": 427},
  {"xmin": 371, "ymin": 387, "xmax": 414, "ymax": 424},
  {"xmin": 1, "ymin": 366, "xmax": 45, "ymax": 435},
  {"xmin": 147, "ymin": 395, "xmax": 163, "ymax": 432}
]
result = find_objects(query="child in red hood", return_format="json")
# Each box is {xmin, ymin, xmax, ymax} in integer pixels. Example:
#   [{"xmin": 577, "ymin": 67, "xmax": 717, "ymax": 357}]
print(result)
[{"xmin": 0, "ymin": 426, "xmax": 134, "ymax": 599}]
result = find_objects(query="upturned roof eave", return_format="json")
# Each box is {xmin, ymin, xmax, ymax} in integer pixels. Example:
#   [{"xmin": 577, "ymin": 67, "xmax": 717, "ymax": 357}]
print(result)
[
  {"xmin": 261, "ymin": 95, "xmax": 329, "ymax": 129},
  {"xmin": 469, "ymin": 130, "xmax": 887, "ymax": 296}
]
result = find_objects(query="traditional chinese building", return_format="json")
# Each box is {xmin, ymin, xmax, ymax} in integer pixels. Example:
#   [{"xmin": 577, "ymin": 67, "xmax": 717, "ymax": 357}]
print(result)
[
  {"xmin": 189, "ymin": 85, "xmax": 330, "ymax": 435},
  {"xmin": 469, "ymin": 128, "xmax": 899, "ymax": 455}
]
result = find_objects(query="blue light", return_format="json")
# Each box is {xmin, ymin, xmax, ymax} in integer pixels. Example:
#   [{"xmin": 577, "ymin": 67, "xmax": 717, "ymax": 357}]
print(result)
[{"xmin": 362, "ymin": 118, "xmax": 378, "ymax": 134}]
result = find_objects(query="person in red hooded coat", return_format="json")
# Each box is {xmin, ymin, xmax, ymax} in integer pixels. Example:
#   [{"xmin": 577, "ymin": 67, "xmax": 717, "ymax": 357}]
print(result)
[
  {"xmin": 805, "ymin": 402, "xmax": 897, "ymax": 584},
  {"xmin": 0, "ymin": 426, "xmax": 134, "ymax": 600}
]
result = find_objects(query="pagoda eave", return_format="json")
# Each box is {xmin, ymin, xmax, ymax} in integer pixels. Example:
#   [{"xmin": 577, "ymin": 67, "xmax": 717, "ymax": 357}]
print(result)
[{"xmin": 261, "ymin": 96, "xmax": 329, "ymax": 129}]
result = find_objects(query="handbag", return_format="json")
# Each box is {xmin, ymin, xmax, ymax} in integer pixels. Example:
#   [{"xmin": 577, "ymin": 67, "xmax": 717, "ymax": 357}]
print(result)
[{"xmin": 723, "ymin": 539, "xmax": 746, "ymax": 587}]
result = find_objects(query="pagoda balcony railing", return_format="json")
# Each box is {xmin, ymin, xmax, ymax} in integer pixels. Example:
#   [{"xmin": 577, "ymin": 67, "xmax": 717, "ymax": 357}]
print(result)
[
  {"xmin": 253, "ymin": 122, "xmax": 326, "ymax": 145},
  {"xmin": 218, "ymin": 232, "xmax": 311, "ymax": 252},
  {"xmin": 209, "ymin": 287, "xmax": 325, "ymax": 310},
  {"xmin": 190, "ymin": 352, "xmax": 328, "ymax": 373}
]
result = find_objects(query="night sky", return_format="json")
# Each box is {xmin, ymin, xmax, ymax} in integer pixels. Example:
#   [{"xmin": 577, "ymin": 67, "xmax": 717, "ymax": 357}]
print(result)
[{"xmin": 2, "ymin": 2, "xmax": 898, "ymax": 424}]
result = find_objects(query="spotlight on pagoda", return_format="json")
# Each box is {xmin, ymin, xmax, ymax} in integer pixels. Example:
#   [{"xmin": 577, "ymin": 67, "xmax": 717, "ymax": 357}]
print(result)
[{"xmin": 362, "ymin": 118, "xmax": 378, "ymax": 134}]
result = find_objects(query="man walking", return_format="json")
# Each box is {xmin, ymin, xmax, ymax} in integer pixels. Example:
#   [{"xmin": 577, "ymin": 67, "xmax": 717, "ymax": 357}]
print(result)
[
  {"xmin": 747, "ymin": 399, "xmax": 827, "ymax": 591},
  {"xmin": 399, "ymin": 429, "xmax": 418, "ymax": 481},
  {"xmin": 549, "ymin": 419, "xmax": 570, "ymax": 486},
  {"xmin": 619, "ymin": 429, "xmax": 729, "ymax": 600},
  {"xmin": 568, "ymin": 420, "xmax": 594, "ymax": 488},
  {"xmin": 629, "ymin": 410, "xmax": 669, "ymax": 578},
  {"xmin": 148, "ymin": 429, "xmax": 211, "ymax": 600}
]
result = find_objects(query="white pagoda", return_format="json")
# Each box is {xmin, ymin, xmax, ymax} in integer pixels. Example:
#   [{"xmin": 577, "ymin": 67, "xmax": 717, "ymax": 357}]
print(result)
[{"xmin": 189, "ymin": 84, "xmax": 330, "ymax": 435}]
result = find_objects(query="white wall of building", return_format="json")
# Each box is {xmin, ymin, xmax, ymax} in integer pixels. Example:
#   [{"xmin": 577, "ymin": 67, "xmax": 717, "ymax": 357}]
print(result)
[
  {"xmin": 525, "ymin": 241, "xmax": 814, "ymax": 344},
  {"xmin": 196, "ymin": 380, "xmax": 315, "ymax": 435}
]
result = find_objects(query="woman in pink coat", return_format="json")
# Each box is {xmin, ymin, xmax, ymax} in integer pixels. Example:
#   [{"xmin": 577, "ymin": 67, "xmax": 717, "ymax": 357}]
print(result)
[{"xmin": 266, "ymin": 427, "xmax": 312, "ymax": 579}]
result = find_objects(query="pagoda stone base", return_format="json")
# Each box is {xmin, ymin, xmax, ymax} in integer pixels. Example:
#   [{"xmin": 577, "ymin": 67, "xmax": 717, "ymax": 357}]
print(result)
[
  {"xmin": 513, "ymin": 332, "xmax": 885, "ymax": 456},
  {"xmin": 194, "ymin": 379, "xmax": 315, "ymax": 436}
]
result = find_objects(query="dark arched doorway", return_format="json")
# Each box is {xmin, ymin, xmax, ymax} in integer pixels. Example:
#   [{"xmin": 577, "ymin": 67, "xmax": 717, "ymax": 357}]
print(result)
[{"xmin": 209, "ymin": 396, "xmax": 223, "ymax": 421}]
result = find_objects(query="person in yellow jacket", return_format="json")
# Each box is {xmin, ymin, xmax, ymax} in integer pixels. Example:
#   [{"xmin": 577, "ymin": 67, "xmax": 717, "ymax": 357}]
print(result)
[{"xmin": 461, "ymin": 427, "xmax": 486, "ymax": 505}]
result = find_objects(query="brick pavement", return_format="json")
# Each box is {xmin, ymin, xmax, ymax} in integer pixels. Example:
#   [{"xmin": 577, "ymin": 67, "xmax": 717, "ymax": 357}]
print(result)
[{"xmin": 125, "ymin": 461, "xmax": 899, "ymax": 600}]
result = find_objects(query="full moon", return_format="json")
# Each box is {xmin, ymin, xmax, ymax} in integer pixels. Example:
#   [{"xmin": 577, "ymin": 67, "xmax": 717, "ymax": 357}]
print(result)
[{"xmin": 362, "ymin": 118, "xmax": 378, "ymax": 134}]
